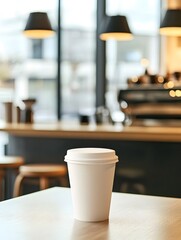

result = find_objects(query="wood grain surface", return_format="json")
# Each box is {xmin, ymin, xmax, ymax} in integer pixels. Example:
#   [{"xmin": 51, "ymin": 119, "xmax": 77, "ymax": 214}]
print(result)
[
  {"xmin": 0, "ymin": 187, "xmax": 180, "ymax": 239},
  {"xmin": 0, "ymin": 121, "xmax": 181, "ymax": 142}
]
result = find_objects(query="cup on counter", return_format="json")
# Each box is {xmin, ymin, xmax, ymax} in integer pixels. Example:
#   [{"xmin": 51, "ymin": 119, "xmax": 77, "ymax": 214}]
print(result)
[
  {"xmin": 3, "ymin": 101, "xmax": 13, "ymax": 123},
  {"xmin": 21, "ymin": 98, "xmax": 36, "ymax": 123},
  {"xmin": 64, "ymin": 147, "xmax": 119, "ymax": 222}
]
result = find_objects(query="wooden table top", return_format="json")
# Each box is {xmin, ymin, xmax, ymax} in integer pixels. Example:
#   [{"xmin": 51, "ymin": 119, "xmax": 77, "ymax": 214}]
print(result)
[
  {"xmin": 1, "ymin": 121, "xmax": 181, "ymax": 142},
  {"xmin": 0, "ymin": 187, "xmax": 180, "ymax": 239}
]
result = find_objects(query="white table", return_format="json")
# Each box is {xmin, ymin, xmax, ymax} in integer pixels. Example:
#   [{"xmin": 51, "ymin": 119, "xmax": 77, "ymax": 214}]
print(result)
[{"xmin": 0, "ymin": 187, "xmax": 181, "ymax": 240}]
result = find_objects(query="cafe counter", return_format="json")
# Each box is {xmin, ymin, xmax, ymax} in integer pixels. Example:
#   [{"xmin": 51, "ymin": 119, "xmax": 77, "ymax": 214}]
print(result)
[
  {"xmin": 0, "ymin": 121, "xmax": 181, "ymax": 198},
  {"xmin": 0, "ymin": 121, "xmax": 181, "ymax": 141}
]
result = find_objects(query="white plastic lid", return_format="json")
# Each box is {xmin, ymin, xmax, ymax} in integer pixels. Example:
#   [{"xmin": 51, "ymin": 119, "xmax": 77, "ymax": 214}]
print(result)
[{"xmin": 64, "ymin": 148, "xmax": 118, "ymax": 164}]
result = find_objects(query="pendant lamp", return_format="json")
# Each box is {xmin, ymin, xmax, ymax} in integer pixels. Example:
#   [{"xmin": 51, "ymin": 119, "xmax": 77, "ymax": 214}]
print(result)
[
  {"xmin": 99, "ymin": 15, "xmax": 133, "ymax": 41},
  {"xmin": 160, "ymin": 9, "xmax": 181, "ymax": 36},
  {"xmin": 24, "ymin": 12, "xmax": 55, "ymax": 39}
]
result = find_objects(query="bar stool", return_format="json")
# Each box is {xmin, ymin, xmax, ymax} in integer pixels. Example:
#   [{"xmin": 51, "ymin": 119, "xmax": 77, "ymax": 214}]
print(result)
[
  {"xmin": 116, "ymin": 167, "xmax": 146, "ymax": 194},
  {"xmin": 0, "ymin": 156, "xmax": 24, "ymax": 200},
  {"xmin": 13, "ymin": 164, "xmax": 67, "ymax": 197}
]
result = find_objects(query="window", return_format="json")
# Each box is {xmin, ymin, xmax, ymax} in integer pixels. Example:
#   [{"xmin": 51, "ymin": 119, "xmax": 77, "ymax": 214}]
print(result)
[
  {"xmin": 61, "ymin": 0, "xmax": 96, "ymax": 118},
  {"xmin": 106, "ymin": 0, "xmax": 160, "ymax": 90},
  {"xmin": 32, "ymin": 40, "xmax": 43, "ymax": 59},
  {"xmin": 0, "ymin": 0, "xmax": 57, "ymax": 122},
  {"xmin": 0, "ymin": 0, "xmax": 161, "ymax": 122}
]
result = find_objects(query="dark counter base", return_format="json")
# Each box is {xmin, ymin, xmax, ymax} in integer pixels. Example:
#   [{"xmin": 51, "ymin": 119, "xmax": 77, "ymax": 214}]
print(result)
[{"xmin": 6, "ymin": 135, "xmax": 181, "ymax": 199}]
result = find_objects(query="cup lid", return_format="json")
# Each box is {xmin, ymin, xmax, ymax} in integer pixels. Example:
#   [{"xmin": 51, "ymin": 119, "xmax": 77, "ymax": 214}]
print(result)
[{"xmin": 64, "ymin": 148, "xmax": 118, "ymax": 164}]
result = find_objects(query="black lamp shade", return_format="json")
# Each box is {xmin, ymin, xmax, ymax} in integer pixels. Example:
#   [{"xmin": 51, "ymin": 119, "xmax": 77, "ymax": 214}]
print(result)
[
  {"xmin": 24, "ymin": 12, "xmax": 55, "ymax": 39},
  {"xmin": 99, "ymin": 15, "xmax": 133, "ymax": 41},
  {"xmin": 160, "ymin": 9, "xmax": 181, "ymax": 36}
]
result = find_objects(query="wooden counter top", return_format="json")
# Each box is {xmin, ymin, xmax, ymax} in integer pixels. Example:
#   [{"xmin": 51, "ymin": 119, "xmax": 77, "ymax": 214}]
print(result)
[{"xmin": 0, "ymin": 121, "xmax": 181, "ymax": 142}]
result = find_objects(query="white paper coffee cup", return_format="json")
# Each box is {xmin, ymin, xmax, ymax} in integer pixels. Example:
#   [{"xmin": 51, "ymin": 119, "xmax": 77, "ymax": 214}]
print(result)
[{"xmin": 64, "ymin": 148, "xmax": 118, "ymax": 222}]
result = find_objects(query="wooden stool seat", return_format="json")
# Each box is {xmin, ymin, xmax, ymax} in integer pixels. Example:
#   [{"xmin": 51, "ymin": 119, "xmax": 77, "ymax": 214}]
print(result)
[
  {"xmin": 19, "ymin": 164, "xmax": 67, "ymax": 177},
  {"xmin": 0, "ymin": 156, "xmax": 24, "ymax": 168},
  {"xmin": 117, "ymin": 167, "xmax": 146, "ymax": 194},
  {"xmin": 13, "ymin": 164, "xmax": 67, "ymax": 197},
  {"xmin": 118, "ymin": 168, "xmax": 145, "ymax": 180},
  {"xmin": 0, "ymin": 156, "xmax": 24, "ymax": 200}
]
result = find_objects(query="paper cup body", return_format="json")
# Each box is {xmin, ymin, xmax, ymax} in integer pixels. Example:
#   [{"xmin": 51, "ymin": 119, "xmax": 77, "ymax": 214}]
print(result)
[{"xmin": 64, "ymin": 148, "xmax": 118, "ymax": 222}]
